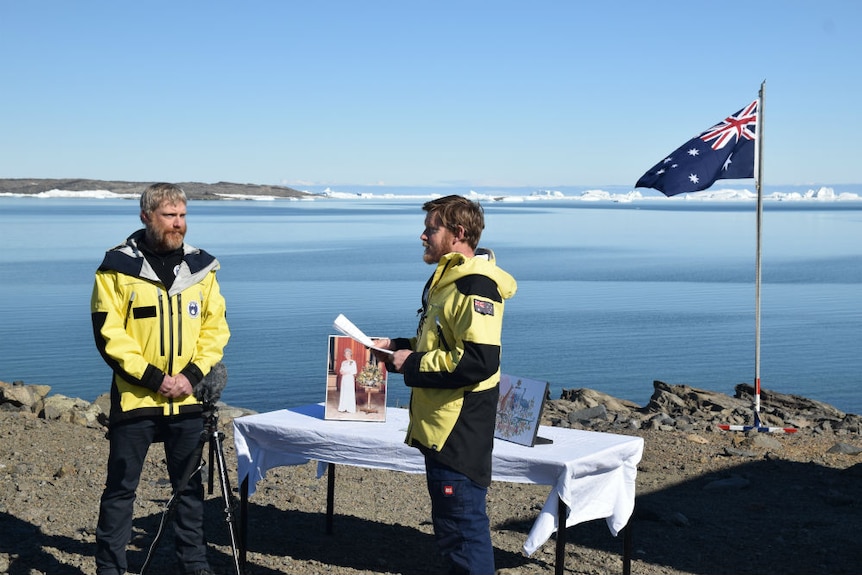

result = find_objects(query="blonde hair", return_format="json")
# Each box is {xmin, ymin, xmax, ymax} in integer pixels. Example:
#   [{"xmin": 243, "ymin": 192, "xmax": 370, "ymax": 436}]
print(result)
[{"xmin": 140, "ymin": 183, "xmax": 187, "ymax": 215}]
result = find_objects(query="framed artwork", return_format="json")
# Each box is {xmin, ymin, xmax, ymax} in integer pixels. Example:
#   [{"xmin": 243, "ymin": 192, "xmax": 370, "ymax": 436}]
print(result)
[
  {"xmin": 324, "ymin": 335, "xmax": 388, "ymax": 421},
  {"xmin": 494, "ymin": 374, "xmax": 550, "ymax": 446}
]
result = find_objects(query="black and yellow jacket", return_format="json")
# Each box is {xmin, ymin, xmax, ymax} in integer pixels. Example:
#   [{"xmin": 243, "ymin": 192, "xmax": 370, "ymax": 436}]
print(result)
[
  {"xmin": 394, "ymin": 248, "xmax": 517, "ymax": 486},
  {"xmin": 91, "ymin": 229, "xmax": 230, "ymax": 423}
]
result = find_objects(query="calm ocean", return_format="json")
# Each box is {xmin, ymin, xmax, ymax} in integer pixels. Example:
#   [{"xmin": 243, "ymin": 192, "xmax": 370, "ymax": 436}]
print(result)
[{"xmin": 1, "ymin": 194, "xmax": 859, "ymax": 416}]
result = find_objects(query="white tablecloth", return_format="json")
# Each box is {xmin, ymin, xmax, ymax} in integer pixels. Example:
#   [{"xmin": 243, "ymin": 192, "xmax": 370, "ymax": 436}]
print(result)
[{"xmin": 233, "ymin": 404, "xmax": 643, "ymax": 555}]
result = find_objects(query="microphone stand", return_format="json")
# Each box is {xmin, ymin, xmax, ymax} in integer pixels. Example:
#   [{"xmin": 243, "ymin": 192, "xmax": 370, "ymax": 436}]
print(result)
[
  {"xmin": 205, "ymin": 404, "xmax": 243, "ymax": 575},
  {"xmin": 135, "ymin": 404, "xmax": 243, "ymax": 575}
]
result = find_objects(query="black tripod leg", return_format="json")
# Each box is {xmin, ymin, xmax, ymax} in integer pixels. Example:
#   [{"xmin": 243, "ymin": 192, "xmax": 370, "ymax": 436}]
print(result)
[
  {"xmin": 208, "ymin": 433, "xmax": 216, "ymax": 494},
  {"xmin": 211, "ymin": 430, "xmax": 244, "ymax": 575}
]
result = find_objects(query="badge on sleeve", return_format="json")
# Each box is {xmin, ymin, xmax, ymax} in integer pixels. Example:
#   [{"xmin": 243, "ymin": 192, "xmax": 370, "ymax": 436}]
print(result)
[{"xmin": 473, "ymin": 299, "xmax": 494, "ymax": 316}]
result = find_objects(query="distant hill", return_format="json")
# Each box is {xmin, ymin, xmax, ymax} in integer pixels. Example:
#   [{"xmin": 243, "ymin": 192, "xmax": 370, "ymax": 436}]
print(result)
[{"xmin": 0, "ymin": 178, "xmax": 310, "ymax": 200}]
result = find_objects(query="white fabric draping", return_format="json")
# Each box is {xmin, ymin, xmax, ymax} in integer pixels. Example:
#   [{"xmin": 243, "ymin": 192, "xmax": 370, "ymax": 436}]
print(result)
[{"xmin": 233, "ymin": 404, "xmax": 643, "ymax": 555}]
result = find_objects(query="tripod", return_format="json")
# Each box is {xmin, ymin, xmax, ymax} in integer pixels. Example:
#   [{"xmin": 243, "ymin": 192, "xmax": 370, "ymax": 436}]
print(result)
[{"xmin": 136, "ymin": 405, "xmax": 243, "ymax": 575}]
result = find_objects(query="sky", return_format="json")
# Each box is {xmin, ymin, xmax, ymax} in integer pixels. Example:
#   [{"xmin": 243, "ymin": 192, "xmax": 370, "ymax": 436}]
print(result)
[{"xmin": 2, "ymin": 1, "xmax": 860, "ymax": 191}]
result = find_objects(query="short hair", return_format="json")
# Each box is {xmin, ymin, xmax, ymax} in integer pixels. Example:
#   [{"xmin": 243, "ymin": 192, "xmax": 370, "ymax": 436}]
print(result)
[
  {"xmin": 422, "ymin": 195, "xmax": 485, "ymax": 250},
  {"xmin": 140, "ymin": 183, "xmax": 187, "ymax": 214}
]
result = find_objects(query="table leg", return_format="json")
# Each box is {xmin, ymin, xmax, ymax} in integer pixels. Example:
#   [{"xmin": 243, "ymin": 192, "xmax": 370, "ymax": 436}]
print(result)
[
  {"xmin": 555, "ymin": 496, "xmax": 566, "ymax": 575},
  {"xmin": 622, "ymin": 519, "xmax": 632, "ymax": 575},
  {"xmin": 326, "ymin": 463, "xmax": 336, "ymax": 534},
  {"xmin": 554, "ymin": 496, "xmax": 634, "ymax": 575},
  {"xmin": 239, "ymin": 476, "xmax": 249, "ymax": 568}
]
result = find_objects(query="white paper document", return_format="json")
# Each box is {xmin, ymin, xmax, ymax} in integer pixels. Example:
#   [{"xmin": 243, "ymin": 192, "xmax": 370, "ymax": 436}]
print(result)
[{"xmin": 333, "ymin": 314, "xmax": 394, "ymax": 355}]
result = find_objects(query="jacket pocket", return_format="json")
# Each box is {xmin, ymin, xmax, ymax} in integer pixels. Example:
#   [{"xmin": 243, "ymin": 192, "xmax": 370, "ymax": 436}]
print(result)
[{"xmin": 132, "ymin": 305, "xmax": 157, "ymax": 319}]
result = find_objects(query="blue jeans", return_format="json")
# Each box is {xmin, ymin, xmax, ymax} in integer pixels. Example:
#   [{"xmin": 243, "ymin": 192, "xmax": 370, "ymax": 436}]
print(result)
[
  {"xmin": 425, "ymin": 456, "xmax": 495, "ymax": 575},
  {"xmin": 95, "ymin": 415, "xmax": 210, "ymax": 575}
]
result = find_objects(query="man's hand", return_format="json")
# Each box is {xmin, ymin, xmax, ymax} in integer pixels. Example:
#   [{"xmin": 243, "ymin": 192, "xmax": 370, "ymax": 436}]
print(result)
[
  {"xmin": 371, "ymin": 338, "xmax": 411, "ymax": 373},
  {"xmin": 158, "ymin": 373, "xmax": 193, "ymax": 399},
  {"xmin": 389, "ymin": 349, "xmax": 411, "ymax": 373},
  {"xmin": 370, "ymin": 338, "xmax": 393, "ymax": 363}
]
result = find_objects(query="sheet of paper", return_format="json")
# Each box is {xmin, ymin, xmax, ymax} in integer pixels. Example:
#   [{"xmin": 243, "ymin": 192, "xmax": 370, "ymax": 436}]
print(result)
[{"xmin": 333, "ymin": 314, "xmax": 394, "ymax": 354}]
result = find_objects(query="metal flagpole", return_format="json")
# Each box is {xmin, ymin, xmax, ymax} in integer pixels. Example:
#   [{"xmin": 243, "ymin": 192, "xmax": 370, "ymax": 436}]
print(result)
[
  {"xmin": 719, "ymin": 81, "xmax": 796, "ymax": 433},
  {"xmin": 754, "ymin": 80, "xmax": 765, "ymax": 425}
]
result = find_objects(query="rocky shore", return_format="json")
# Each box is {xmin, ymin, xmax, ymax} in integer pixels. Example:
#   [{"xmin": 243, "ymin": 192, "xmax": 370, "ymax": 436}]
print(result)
[{"xmin": 2, "ymin": 378, "xmax": 860, "ymax": 575}]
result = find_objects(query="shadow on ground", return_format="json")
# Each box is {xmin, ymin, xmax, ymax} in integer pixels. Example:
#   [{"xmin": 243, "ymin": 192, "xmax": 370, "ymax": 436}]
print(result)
[
  {"xmin": 236, "ymin": 503, "xmax": 531, "ymax": 575},
  {"xmin": 551, "ymin": 457, "xmax": 862, "ymax": 575},
  {"xmin": 0, "ymin": 512, "xmax": 91, "ymax": 575}
]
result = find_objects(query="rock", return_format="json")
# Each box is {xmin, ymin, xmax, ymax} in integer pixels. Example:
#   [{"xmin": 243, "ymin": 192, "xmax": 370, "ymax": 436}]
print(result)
[
  {"xmin": 567, "ymin": 404, "xmax": 608, "ymax": 425},
  {"xmin": 734, "ymin": 383, "xmax": 846, "ymax": 419},
  {"xmin": 559, "ymin": 387, "xmax": 638, "ymax": 412},
  {"xmin": 0, "ymin": 380, "xmax": 51, "ymax": 412},
  {"xmin": 723, "ymin": 447, "xmax": 758, "ymax": 458},
  {"xmin": 703, "ymin": 475, "xmax": 751, "ymax": 491},
  {"xmin": 667, "ymin": 511, "xmax": 690, "ymax": 527},
  {"xmin": 826, "ymin": 442, "xmax": 862, "ymax": 455},
  {"xmin": 685, "ymin": 433, "xmax": 709, "ymax": 445}
]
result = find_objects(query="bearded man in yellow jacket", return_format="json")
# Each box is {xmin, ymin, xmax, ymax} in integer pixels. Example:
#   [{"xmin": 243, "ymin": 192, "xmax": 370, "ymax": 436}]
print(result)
[
  {"xmin": 374, "ymin": 195, "xmax": 517, "ymax": 575},
  {"xmin": 91, "ymin": 183, "xmax": 230, "ymax": 575}
]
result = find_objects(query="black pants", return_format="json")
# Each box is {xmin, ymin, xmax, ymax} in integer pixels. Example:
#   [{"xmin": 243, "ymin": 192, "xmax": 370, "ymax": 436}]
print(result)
[{"xmin": 95, "ymin": 415, "xmax": 209, "ymax": 575}]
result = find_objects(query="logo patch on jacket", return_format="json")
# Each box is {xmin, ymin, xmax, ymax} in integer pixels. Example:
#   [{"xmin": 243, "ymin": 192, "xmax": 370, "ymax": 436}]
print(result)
[
  {"xmin": 187, "ymin": 300, "xmax": 200, "ymax": 318},
  {"xmin": 473, "ymin": 299, "xmax": 494, "ymax": 316}
]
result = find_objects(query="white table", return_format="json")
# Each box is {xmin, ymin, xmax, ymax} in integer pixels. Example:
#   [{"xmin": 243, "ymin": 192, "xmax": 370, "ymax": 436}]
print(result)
[{"xmin": 233, "ymin": 404, "xmax": 643, "ymax": 574}]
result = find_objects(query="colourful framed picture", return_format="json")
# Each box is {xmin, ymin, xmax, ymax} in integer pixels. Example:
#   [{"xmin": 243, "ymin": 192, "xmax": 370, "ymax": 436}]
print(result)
[
  {"xmin": 494, "ymin": 374, "xmax": 549, "ymax": 446},
  {"xmin": 324, "ymin": 335, "xmax": 388, "ymax": 421}
]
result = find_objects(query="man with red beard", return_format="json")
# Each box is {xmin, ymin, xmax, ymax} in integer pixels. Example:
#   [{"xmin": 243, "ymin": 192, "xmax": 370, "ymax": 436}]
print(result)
[
  {"xmin": 372, "ymin": 195, "xmax": 517, "ymax": 575},
  {"xmin": 91, "ymin": 183, "xmax": 230, "ymax": 575}
]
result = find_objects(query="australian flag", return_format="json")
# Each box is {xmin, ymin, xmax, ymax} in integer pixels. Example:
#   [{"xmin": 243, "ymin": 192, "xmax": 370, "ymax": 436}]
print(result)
[{"xmin": 635, "ymin": 99, "xmax": 758, "ymax": 197}]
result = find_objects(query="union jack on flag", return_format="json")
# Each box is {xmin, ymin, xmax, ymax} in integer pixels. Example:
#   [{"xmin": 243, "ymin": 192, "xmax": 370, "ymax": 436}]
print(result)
[{"xmin": 635, "ymin": 99, "xmax": 758, "ymax": 196}]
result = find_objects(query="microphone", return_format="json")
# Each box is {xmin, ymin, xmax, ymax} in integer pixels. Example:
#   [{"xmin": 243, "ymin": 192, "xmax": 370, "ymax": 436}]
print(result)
[{"xmin": 193, "ymin": 362, "xmax": 227, "ymax": 405}]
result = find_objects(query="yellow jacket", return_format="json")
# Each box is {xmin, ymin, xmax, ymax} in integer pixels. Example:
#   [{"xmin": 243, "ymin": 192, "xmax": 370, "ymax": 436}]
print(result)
[
  {"xmin": 91, "ymin": 230, "xmax": 230, "ymax": 423},
  {"xmin": 395, "ymin": 248, "xmax": 517, "ymax": 485}
]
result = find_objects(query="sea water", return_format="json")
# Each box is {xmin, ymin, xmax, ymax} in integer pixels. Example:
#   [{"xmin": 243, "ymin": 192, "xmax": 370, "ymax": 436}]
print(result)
[{"xmin": 0, "ymin": 195, "xmax": 859, "ymax": 415}]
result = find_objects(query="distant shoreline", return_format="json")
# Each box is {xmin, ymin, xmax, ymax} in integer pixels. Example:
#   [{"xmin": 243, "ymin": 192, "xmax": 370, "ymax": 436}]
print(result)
[
  {"xmin": 4, "ymin": 177, "xmax": 862, "ymax": 203},
  {"xmin": 0, "ymin": 178, "xmax": 310, "ymax": 201}
]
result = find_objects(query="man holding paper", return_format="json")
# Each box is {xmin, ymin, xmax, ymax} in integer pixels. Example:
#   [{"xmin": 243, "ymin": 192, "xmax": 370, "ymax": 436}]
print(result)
[{"xmin": 372, "ymin": 195, "xmax": 517, "ymax": 575}]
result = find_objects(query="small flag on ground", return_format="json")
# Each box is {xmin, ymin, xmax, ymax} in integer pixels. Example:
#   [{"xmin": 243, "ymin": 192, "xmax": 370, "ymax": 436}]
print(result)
[{"xmin": 635, "ymin": 100, "xmax": 758, "ymax": 196}]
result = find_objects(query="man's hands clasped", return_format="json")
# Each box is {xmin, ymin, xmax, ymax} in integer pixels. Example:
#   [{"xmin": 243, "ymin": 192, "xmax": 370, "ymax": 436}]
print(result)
[{"xmin": 158, "ymin": 373, "xmax": 193, "ymax": 399}]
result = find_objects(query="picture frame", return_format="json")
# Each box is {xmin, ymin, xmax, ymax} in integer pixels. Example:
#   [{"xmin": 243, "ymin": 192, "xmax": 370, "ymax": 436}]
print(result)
[
  {"xmin": 494, "ymin": 374, "xmax": 550, "ymax": 446},
  {"xmin": 324, "ymin": 335, "xmax": 388, "ymax": 421}
]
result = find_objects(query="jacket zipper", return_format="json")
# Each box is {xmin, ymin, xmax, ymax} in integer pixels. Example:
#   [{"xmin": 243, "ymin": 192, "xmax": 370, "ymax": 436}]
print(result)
[
  {"xmin": 165, "ymin": 290, "xmax": 177, "ymax": 415},
  {"xmin": 425, "ymin": 258, "xmax": 457, "ymax": 351},
  {"xmin": 176, "ymin": 293, "xmax": 183, "ymax": 357},
  {"xmin": 123, "ymin": 292, "xmax": 136, "ymax": 329}
]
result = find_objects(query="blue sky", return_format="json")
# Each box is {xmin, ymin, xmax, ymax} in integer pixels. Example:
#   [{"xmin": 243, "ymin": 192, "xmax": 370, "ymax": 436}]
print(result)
[{"xmin": 2, "ymin": 1, "xmax": 859, "ymax": 190}]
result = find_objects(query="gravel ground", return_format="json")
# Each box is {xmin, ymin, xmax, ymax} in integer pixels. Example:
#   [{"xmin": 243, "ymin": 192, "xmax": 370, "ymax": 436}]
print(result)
[{"xmin": 1, "ymin": 405, "xmax": 861, "ymax": 575}]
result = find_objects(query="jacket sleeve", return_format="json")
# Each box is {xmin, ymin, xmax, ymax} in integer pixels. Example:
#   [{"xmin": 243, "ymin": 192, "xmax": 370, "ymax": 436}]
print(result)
[{"xmin": 90, "ymin": 270, "xmax": 164, "ymax": 391}]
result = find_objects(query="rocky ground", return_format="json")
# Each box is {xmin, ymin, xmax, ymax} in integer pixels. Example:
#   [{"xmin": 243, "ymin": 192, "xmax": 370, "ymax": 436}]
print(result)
[{"xmin": 1, "ymin": 379, "xmax": 861, "ymax": 575}]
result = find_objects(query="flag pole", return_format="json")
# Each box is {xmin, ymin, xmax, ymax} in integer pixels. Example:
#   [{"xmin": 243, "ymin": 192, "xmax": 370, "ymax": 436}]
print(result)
[
  {"xmin": 754, "ymin": 80, "xmax": 765, "ymax": 425},
  {"xmin": 719, "ymin": 80, "xmax": 796, "ymax": 433}
]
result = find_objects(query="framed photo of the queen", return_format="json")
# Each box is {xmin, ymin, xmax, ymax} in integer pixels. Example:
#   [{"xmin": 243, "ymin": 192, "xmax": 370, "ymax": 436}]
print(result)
[
  {"xmin": 325, "ymin": 335, "xmax": 388, "ymax": 421},
  {"xmin": 494, "ymin": 374, "xmax": 549, "ymax": 446}
]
